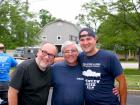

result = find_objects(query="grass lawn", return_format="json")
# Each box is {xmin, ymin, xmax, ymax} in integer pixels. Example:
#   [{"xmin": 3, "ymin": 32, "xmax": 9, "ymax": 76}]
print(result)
[{"xmin": 124, "ymin": 69, "xmax": 140, "ymax": 90}]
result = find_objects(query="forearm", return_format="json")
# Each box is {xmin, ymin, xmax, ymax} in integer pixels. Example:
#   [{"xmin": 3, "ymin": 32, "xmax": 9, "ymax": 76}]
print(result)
[
  {"xmin": 8, "ymin": 87, "xmax": 18, "ymax": 105},
  {"xmin": 117, "ymin": 74, "xmax": 127, "ymax": 105},
  {"xmin": 120, "ymin": 78, "xmax": 127, "ymax": 105},
  {"xmin": 54, "ymin": 57, "xmax": 64, "ymax": 63}
]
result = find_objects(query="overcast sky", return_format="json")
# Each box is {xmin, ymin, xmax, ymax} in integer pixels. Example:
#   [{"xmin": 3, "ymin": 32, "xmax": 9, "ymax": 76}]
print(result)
[{"xmin": 28, "ymin": 0, "xmax": 91, "ymax": 23}]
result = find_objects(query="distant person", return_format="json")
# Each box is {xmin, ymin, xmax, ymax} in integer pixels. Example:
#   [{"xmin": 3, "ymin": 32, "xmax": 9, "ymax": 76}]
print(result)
[
  {"xmin": 8, "ymin": 42, "xmax": 57, "ymax": 105},
  {"xmin": 78, "ymin": 28, "xmax": 127, "ymax": 105},
  {"xmin": 51, "ymin": 41, "xmax": 84, "ymax": 105},
  {"xmin": 0, "ymin": 43, "xmax": 17, "ymax": 103}
]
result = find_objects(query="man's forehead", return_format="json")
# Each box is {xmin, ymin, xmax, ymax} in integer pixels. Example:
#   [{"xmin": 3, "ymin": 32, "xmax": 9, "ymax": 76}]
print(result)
[{"xmin": 65, "ymin": 45, "xmax": 77, "ymax": 49}]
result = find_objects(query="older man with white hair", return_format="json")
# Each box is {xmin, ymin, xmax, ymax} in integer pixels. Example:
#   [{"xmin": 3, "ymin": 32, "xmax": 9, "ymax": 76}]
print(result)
[{"xmin": 51, "ymin": 41, "xmax": 84, "ymax": 105}]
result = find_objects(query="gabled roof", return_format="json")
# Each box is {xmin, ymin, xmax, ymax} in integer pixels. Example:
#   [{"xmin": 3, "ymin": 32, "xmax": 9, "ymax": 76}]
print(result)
[{"xmin": 37, "ymin": 19, "xmax": 81, "ymax": 35}]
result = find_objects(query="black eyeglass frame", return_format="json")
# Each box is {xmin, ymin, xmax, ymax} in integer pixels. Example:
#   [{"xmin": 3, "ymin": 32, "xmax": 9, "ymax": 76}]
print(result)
[{"xmin": 40, "ymin": 49, "xmax": 55, "ymax": 58}]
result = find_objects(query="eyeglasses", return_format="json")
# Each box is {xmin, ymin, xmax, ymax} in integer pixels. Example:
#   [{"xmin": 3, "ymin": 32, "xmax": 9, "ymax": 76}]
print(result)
[
  {"xmin": 63, "ymin": 49, "xmax": 78, "ymax": 55},
  {"xmin": 40, "ymin": 49, "xmax": 55, "ymax": 58}
]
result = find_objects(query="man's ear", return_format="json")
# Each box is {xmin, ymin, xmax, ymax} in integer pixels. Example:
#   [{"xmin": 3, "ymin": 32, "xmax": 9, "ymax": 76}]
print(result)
[{"xmin": 95, "ymin": 36, "xmax": 99, "ymax": 43}]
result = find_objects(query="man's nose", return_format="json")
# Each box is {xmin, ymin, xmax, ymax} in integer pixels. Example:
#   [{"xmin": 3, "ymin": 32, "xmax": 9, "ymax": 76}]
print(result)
[
  {"xmin": 68, "ymin": 51, "xmax": 73, "ymax": 55},
  {"xmin": 82, "ymin": 40, "xmax": 88, "ymax": 45},
  {"xmin": 44, "ymin": 54, "xmax": 50, "ymax": 59}
]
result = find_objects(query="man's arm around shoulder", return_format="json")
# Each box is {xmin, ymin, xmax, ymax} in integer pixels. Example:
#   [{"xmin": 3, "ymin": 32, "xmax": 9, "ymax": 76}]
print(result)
[{"xmin": 116, "ymin": 73, "xmax": 127, "ymax": 105}]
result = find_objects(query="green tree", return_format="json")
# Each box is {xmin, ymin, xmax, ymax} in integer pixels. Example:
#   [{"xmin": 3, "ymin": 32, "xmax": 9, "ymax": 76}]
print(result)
[
  {"xmin": 76, "ymin": 0, "xmax": 140, "ymax": 69},
  {"xmin": 0, "ymin": 0, "xmax": 40, "ymax": 49},
  {"xmin": 98, "ymin": 15, "xmax": 137, "ymax": 60},
  {"xmin": 39, "ymin": 9, "xmax": 56, "ymax": 27}
]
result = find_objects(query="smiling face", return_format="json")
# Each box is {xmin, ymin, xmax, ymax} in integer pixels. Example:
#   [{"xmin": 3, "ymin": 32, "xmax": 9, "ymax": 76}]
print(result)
[
  {"xmin": 79, "ymin": 31, "xmax": 98, "ymax": 56},
  {"xmin": 36, "ymin": 43, "xmax": 57, "ymax": 70},
  {"xmin": 63, "ymin": 44, "xmax": 78, "ymax": 66}
]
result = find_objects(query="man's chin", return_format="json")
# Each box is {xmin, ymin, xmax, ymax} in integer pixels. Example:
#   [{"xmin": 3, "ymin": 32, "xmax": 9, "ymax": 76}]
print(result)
[
  {"xmin": 84, "ymin": 50, "xmax": 90, "ymax": 53},
  {"xmin": 40, "ymin": 64, "xmax": 49, "ymax": 69}
]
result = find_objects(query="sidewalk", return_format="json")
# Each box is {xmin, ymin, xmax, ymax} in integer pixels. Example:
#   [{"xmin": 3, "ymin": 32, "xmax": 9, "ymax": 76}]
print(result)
[
  {"xmin": 121, "ymin": 62, "xmax": 138, "ymax": 69},
  {"xmin": 128, "ymin": 90, "xmax": 140, "ymax": 95}
]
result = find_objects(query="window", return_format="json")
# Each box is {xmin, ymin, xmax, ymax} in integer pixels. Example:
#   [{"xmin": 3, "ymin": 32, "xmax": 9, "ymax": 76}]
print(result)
[
  {"xmin": 42, "ymin": 36, "xmax": 46, "ymax": 39},
  {"xmin": 57, "ymin": 36, "xmax": 62, "ymax": 40},
  {"xmin": 69, "ymin": 35, "xmax": 78, "ymax": 42}
]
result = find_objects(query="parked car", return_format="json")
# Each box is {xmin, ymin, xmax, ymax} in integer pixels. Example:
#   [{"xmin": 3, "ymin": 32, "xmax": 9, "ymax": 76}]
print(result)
[
  {"xmin": 13, "ymin": 47, "xmax": 39, "ymax": 59},
  {"xmin": 13, "ymin": 47, "xmax": 24, "ymax": 59},
  {"xmin": 22, "ymin": 47, "xmax": 39, "ymax": 59}
]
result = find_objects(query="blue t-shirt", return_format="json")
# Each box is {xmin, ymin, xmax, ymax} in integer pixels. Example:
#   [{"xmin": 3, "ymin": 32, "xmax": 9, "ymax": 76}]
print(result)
[
  {"xmin": 0, "ymin": 52, "xmax": 17, "ymax": 81},
  {"xmin": 51, "ymin": 61, "xmax": 84, "ymax": 105},
  {"xmin": 79, "ymin": 50, "xmax": 123, "ymax": 105}
]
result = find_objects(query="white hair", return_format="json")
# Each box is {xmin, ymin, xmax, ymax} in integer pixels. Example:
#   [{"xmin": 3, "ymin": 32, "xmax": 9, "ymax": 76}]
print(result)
[
  {"xmin": 61, "ymin": 41, "xmax": 81, "ymax": 53},
  {"xmin": 0, "ymin": 43, "xmax": 4, "ymax": 48}
]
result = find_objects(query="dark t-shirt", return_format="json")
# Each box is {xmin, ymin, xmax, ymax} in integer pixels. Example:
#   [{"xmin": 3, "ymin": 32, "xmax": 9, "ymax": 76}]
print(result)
[
  {"xmin": 10, "ymin": 59, "xmax": 51, "ymax": 105},
  {"xmin": 51, "ymin": 61, "xmax": 84, "ymax": 105},
  {"xmin": 79, "ymin": 50, "xmax": 123, "ymax": 105}
]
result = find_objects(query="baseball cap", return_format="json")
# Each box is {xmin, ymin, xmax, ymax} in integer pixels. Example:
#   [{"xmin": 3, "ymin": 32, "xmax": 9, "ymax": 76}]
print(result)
[
  {"xmin": 0, "ymin": 43, "xmax": 4, "ymax": 48},
  {"xmin": 79, "ymin": 28, "xmax": 96, "ymax": 39}
]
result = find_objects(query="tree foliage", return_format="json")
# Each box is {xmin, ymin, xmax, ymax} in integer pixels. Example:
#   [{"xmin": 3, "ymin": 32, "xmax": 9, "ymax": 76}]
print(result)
[
  {"xmin": 0, "ymin": 0, "xmax": 41, "ymax": 49},
  {"xmin": 0, "ymin": 0, "xmax": 56, "ymax": 49},
  {"xmin": 39, "ymin": 9, "xmax": 56, "ymax": 27},
  {"xmin": 76, "ymin": 0, "xmax": 140, "ymax": 47}
]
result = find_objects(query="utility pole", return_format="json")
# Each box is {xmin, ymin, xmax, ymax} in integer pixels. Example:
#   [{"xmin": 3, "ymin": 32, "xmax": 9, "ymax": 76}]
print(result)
[
  {"xmin": 138, "ymin": 48, "xmax": 140, "ymax": 70},
  {"xmin": 24, "ymin": 0, "xmax": 28, "ymax": 46},
  {"xmin": 23, "ymin": 0, "xmax": 29, "ymax": 55}
]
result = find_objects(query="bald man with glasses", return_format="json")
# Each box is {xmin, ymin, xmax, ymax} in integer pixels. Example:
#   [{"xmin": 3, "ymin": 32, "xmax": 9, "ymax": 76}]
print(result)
[{"xmin": 8, "ymin": 42, "xmax": 57, "ymax": 105}]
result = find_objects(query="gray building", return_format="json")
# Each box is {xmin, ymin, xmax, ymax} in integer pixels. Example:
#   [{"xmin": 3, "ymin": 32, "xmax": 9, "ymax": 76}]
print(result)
[{"xmin": 38, "ymin": 19, "xmax": 81, "ymax": 52}]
